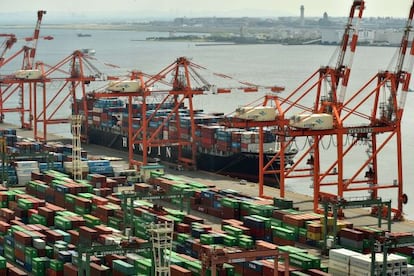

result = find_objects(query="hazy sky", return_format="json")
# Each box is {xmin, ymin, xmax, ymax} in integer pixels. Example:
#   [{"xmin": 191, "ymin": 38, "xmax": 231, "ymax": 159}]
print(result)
[{"xmin": 1, "ymin": 0, "xmax": 412, "ymax": 19}]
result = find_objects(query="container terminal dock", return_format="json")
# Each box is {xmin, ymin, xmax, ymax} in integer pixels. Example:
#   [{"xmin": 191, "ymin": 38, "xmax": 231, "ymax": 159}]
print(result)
[
  {"xmin": 2, "ymin": 1, "xmax": 414, "ymax": 276},
  {"xmin": 0, "ymin": 124, "xmax": 412, "ymax": 276}
]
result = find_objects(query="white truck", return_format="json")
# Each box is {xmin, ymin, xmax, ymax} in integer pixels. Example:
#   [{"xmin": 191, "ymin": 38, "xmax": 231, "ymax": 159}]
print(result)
[
  {"xmin": 289, "ymin": 113, "xmax": 334, "ymax": 130},
  {"xmin": 234, "ymin": 106, "xmax": 277, "ymax": 121},
  {"xmin": 107, "ymin": 80, "xmax": 141, "ymax": 92}
]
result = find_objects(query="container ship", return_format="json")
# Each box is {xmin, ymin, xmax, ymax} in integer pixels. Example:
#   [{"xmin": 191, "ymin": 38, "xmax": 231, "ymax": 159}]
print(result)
[{"xmin": 76, "ymin": 98, "xmax": 298, "ymax": 187}]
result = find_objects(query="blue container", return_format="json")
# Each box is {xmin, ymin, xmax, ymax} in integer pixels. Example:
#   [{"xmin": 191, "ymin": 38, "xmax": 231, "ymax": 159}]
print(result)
[{"xmin": 87, "ymin": 160, "xmax": 110, "ymax": 167}]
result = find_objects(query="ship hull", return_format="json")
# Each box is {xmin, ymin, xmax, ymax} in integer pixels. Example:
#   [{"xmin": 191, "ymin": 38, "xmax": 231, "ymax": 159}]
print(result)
[{"xmin": 87, "ymin": 127, "xmax": 286, "ymax": 187}]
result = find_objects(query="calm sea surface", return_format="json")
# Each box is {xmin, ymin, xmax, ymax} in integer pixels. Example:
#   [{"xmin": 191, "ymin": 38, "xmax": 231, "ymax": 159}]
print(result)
[{"xmin": 3, "ymin": 27, "xmax": 414, "ymax": 219}]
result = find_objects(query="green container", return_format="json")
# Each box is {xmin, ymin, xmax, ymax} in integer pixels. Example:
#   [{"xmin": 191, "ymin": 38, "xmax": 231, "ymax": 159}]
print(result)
[
  {"xmin": 25, "ymin": 246, "xmax": 38, "ymax": 259},
  {"xmin": 270, "ymin": 218, "xmax": 283, "ymax": 227},
  {"xmin": 283, "ymin": 224, "xmax": 299, "ymax": 238},
  {"xmin": 32, "ymin": 267, "xmax": 45, "ymax": 276},
  {"xmin": 291, "ymin": 272, "xmax": 311, "ymax": 276},
  {"xmin": 17, "ymin": 198, "xmax": 33, "ymax": 210},
  {"xmin": 32, "ymin": 257, "xmax": 47, "ymax": 270},
  {"xmin": 222, "ymin": 225, "xmax": 243, "ymax": 237},
  {"xmin": 134, "ymin": 258, "xmax": 153, "ymax": 275},
  {"xmin": 28, "ymin": 181, "xmax": 37, "ymax": 190},
  {"xmin": 220, "ymin": 197, "xmax": 240, "ymax": 209},
  {"xmin": 187, "ymin": 182, "xmax": 207, "ymax": 189},
  {"xmin": 164, "ymin": 215, "xmax": 182, "ymax": 224},
  {"xmin": 238, "ymin": 237, "xmax": 254, "ymax": 249},
  {"xmin": 249, "ymin": 205, "xmax": 274, "ymax": 217},
  {"xmin": 45, "ymin": 246, "xmax": 53, "ymax": 258},
  {"xmin": 240, "ymin": 201, "xmax": 252, "ymax": 213},
  {"xmin": 141, "ymin": 211, "xmax": 157, "ymax": 223},
  {"xmin": 113, "ymin": 259, "xmax": 136, "ymax": 275},
  {"xmin": 57, "ymin": 210, "xmax": 78, "ymax": 217},
  {"xmin": 54, "ymin": 216, "xmax": 72, "ymax": 230},
  {"xmin": 36, "ymin": 183, "xmax": 49, "ymax": 193},
  {"xmin": 250, "ymin": 215, "xmax": 271, "ymax": 228},
  {"xmin": 75, "ymin": 205, "xmax": 89, "ymax": 215},
  {"xmin": 29, "ymin": 214, "xmax": 47, "ymax": 226},
  {"xmin": 108, "ymin": 216, "xmax": 123, "ymax": 229},
  {"xmin": 138, "ymin": 248, "xmax": 153, "ymax": 259},
  {"xmin": 176, "ymin": 233, "xmax": 191, "ymax": 244},
  {"xmin": 0, "ymin": 201, "xmax": 7, "ymax": 208},
  {"xmin": 200, "ymin": 234, "xmax": 214, "ymax": 245},
  {"xmin": 273, "ymin": 197, "xmax": 293, "ymax": 209},
  {"xmin": 224, "ymin": 263, "xmax": 235, "ymax": 276},
  {"xmin": 77, "ymin": 193, "xmax": 94, "ymax": 199},
  {"xmin": 171, "ymin": 197, "xmax": 183, "ymax": 205},
  {"xmin": 54, "ymin": 229, "xmax": 71, "ymax": 243},
  {"xmin": 84, "ymin": 214, "xmax": 101, "ymax": 227},
  {"xmin": 278, "ymin": 245, "xmax": 307, "ymax": 254},
  {"xmin": 171, "ymin": 183, "xmax": 191, "ymax": 193},
  {"xmin": 289, "ymin": 254, "xmax": 314, "ymax": 270},
  {"xmin": 295, "ymin": 252, "xmax": 321, "ymax": 268},
  {"xmin": 4, "ymin": 244, "xmax": 13, "ymax": 260},
  {"xmin": 223, "ymin": 235, "xmax": 238, "ymax": 246},
  {"xmin": 50, "ymin": 259, "xmax": 64, "ymax": 271},
  {"xmin": 166, "ymin": 209, "xmax": 185, "ymax": 219},
  {"xmin": 65, "ymin": 194, "xmax": 77, "ymax": 204},
  {"xmin": 0, "ymin": 256, "xmax": 6, "ymax": 269},
  {"xmin": 185, "ymin": 260, "xmax": 202, "ymax": 274},
  {"xmin": 273, "ymin": 227, "xmax": 296, "ymax": 241},
  {"xmin": 299, "ymin": 227, "xmax": 307, "ymax": 237}
]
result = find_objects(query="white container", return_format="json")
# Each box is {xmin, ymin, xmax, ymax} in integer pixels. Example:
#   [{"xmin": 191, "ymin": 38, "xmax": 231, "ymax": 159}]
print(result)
[
  {"xmin": 16, "ymin": 167, "xmax": 39, "ymax": 176},
  {"xmin": 108, "ymin": 80, "xmax": 141, "ymax": 92},
  {"xmin": 289, "ymin": 113, "xmax": 334, "ymax": 130},
  {"xmin": 329, "ymin": 248, "xmax": 363, "ymax": 264},
  {"xmin": 33, "ymin": 238, "xmax": 46, "ymax": 250},
  {"xmin": 14, "ymin": 69, "xmax": 42, "ymax": 79},
  {"xmin": 328, "ymin": 259, "xmax": 349, "ymax": 274},
  {"xmin": 17, "ymin": 174, "xmax": 32, "ymax": 186},
  {"xmin": 14, "ymin": 160, "xmax": 39, "ymax": 169}
]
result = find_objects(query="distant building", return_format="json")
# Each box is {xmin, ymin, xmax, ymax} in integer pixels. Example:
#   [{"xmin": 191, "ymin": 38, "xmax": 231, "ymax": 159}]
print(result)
[
  {"xmin": 321, "ymin": 28, "xmax": 407, "ymax": 46},
  {"xmin": 300, "ymin": 5, "xmax": 305, "ymax": 27},
  {"xmin": 321, "ymin": 29, "xmax": 375, "ymax": 44}
]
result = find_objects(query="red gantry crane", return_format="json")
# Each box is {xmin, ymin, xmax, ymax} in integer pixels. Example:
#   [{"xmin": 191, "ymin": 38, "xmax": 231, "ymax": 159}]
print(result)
[
  {"xmin": 221, "ymin": 0, "xmax": 365, "ymax": 206},
  {"xmin": 89, "ymin": 56, "xmax": 281, "ymax": 171},
  {"xmin": 32, "ymin": 50, "xmax": 104, "ymax": 141},
  {"xmin": 240, "ymin": 0, "xmax": 411, "ymax": 220},
  {"xmin": 0, "ymin": 10, "xmax": 52, "ymax": 127}
]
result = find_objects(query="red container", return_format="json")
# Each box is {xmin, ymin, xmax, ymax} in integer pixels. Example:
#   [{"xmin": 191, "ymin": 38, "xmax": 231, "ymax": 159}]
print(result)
[
  {"xmin": 7, "ymin": 265, "xmax": 28, "ymax": 276},
  {"xmin": 63, "ymin": 263, "xmax": 78, "ymax": 276},
  {"xmin": 171, "ymin": 265, "xmax": 192, "ymax": 276}
]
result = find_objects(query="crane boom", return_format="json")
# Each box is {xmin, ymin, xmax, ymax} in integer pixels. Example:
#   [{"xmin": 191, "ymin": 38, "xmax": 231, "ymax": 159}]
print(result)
[
  {"xmin": 336, "ymin": 0, "xmax": 365, "ymax": 104},
  {"xmin": 24, "ymin": 10, "xmax": 47, "ymax": 69},
  {"xmin": 0, "ymin": 34, "xmax": 17, "ymax": 67},
  {"xmin": 394, "ymin": 0, "xmax": 414, "ymax": 112}
]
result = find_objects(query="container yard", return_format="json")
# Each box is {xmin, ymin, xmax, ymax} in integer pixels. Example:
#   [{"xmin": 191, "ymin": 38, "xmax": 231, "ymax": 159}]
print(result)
[{"xmin": 0, "ymin": 125, "xmax": 412, "ymax": 276}]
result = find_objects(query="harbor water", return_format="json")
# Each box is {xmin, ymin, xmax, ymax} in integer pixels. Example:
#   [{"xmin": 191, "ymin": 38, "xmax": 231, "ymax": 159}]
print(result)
[{"xmin": 1, "ymin": 27, "xmax": 414, "ymax": 220}]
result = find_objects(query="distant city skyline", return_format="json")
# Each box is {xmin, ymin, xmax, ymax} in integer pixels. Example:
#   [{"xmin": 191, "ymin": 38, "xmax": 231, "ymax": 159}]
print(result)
[{"xmin": 0, "ymin": 0, "xmax": 412, "ymax": 23}]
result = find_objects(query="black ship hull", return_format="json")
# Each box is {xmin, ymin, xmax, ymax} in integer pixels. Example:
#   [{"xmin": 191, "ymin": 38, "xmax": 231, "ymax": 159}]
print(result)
[{"xmin": 87, "ymin": 127, "xmax": 289, "ymax": 187}]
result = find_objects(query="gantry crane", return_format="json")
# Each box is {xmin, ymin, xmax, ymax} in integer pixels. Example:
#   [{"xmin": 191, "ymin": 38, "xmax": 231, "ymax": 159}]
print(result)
[
  {"xmin": 0, "ymin": 10, "xmax": 52, "ymax": 127},
  {"xmin": 28, "ymin": 49, "xmax": 106, "ymax": 141},
  {"xmin": 90, "ymin": 57, "xmax": 280, "ymax": 171},
  {"xmin": 221, "ymin": 0, "xmax": 365, "ymax": 206},
  {"xmin": 200, "ymin": 243, "xmax": 289, "ymax": 276},
  {"xmin": 246, "ymin": 0, "xmax": 411, "ymax": 220}
]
